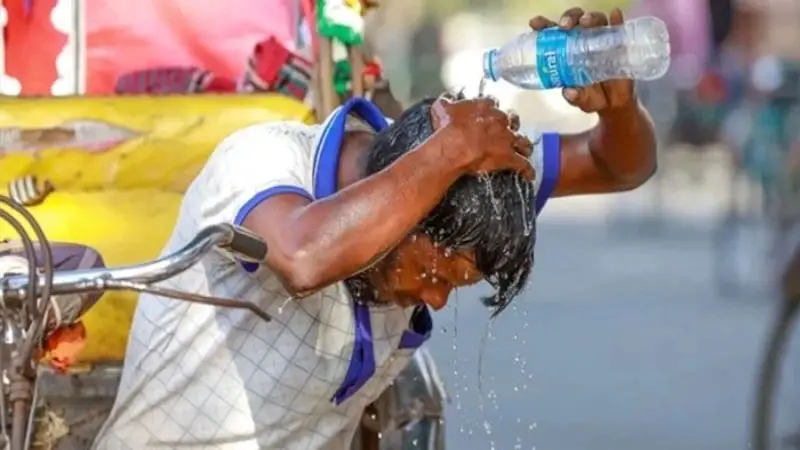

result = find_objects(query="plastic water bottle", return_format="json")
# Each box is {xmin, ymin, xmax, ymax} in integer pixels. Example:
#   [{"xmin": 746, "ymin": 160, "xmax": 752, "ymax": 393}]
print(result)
[{"xmin": 482, "ymin": 16, "xmax": 670, "ymax": 90}]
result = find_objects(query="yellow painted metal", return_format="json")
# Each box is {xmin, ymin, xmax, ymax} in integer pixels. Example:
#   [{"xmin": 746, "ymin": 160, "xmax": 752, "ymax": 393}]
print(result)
[{"xmin": 0, "ymin": 94, "xmax": 313, "ymax": 362}]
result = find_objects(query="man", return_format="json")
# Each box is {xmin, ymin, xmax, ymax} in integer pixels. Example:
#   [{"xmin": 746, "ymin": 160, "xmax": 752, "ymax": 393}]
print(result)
[{"xmin": 93, "ymin": 7, "xmax": 656, "ymax": 450}]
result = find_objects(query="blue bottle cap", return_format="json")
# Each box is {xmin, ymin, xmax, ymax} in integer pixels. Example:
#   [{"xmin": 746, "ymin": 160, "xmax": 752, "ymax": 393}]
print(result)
[{"xmin": 483, "ymin": 49, "xmax": 499, "ymax": 82}]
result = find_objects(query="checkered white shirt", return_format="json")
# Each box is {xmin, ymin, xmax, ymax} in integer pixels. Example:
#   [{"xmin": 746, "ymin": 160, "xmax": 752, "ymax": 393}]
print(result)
[{"xmin": 92, "ymin": 99, "xmax": 560, "ymax": 450}]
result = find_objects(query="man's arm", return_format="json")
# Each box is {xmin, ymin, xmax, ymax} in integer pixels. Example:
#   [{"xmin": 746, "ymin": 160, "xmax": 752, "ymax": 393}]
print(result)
[
  {"xmin": 245, "ymin": 132, "xmax": 464, "ymax": 297},
  {"xmin": 241, "ymin": 97, "xmax": 531, "ymax": 297},
  {"xmin": 554, "ymin": 99, "xmax": 657, "ymax": 197},
  {"xmin": 528, "ymin": 8, "xmax": 658, "ymax": 199}
]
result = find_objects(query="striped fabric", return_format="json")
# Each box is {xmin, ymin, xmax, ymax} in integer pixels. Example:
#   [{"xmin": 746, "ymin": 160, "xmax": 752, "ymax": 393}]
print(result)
[
  {"xmin": 240, "ymin": 37, "xmax": 312, "ymax": 99},
  {"xmin": 113, "ymin": 37, "xmax": 311, "ymax": 102},
  {"xmin": 7, "ymin": 175, "xmax": 54, "ymax": 207},
  {"xmin": 114, "ymin": 67, "xmax": 218, "ymax": 94}
]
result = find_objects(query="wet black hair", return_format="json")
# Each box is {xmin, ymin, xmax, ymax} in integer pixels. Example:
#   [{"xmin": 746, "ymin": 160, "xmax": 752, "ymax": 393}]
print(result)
[{"xmin": 362, "ymin": 93, "xmax": 536, "ymax": 317}]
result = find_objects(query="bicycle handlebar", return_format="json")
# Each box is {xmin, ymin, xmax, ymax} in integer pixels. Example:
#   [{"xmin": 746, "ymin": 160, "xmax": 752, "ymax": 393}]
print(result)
[{"xmin": 0, "ymin": 223, "xmax": 268, "ymax": 304}]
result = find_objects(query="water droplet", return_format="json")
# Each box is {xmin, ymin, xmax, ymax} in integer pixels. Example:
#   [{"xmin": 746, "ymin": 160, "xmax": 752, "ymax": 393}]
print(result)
[{"xmin": 277, "ymin": 296, "xmax": 292, "ymax": 314}]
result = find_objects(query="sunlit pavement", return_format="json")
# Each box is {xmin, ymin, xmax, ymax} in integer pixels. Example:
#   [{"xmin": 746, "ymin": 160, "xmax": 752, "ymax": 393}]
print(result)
[{"xmin": 424, "ymin": 176, "xmax": 800, "ymax": 450}]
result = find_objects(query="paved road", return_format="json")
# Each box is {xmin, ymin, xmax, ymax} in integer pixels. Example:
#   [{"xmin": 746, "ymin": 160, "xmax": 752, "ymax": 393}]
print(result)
[{"xmin": 424, "ymin": 208, "xmax": 800, "ymax": 450}]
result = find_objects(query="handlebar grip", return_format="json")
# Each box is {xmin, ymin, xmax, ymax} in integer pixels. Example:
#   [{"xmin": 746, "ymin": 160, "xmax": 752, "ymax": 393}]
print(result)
[{"xmin": 228, "ymin": 225, "xmax": 268, "ymax": 262}]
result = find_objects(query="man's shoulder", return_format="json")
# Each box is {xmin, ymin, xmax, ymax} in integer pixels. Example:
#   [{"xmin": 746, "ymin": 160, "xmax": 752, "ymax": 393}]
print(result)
[
  {"xmin": 203, "ymin": 121, "xmax": 323, "ymax": 172},
  {"xmin": 223, "ymin": 121, "xmax": 323, "ymax": 150}
]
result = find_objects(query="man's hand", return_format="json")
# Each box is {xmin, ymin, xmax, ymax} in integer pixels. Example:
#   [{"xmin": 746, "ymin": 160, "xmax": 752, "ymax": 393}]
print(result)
[
  {"xmin": 528, "ymin": 8, "xmax": 657, "ymax": 196},
  {"xmin": 430, "ymin": 96, "xmax": 534, "ymax": 180},
  {"xmin": 530, "ymin": 8, "xmax": 636, "ymax": 114}
]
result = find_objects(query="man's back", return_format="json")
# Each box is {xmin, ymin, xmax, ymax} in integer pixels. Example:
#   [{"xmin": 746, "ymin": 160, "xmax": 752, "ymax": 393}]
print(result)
[{"xmin": 93, "ymin": 121, "xmax": 422, "ymax": 449}]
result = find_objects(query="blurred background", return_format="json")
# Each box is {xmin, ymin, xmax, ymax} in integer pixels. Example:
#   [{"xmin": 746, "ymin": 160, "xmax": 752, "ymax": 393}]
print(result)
[
  {"xmin": 3, "ymin": 0, "xmax": 800, "ymax": 448},
  {"xmin": 372, "ymin": 0, "xmax": 800, "ymax": 449}
]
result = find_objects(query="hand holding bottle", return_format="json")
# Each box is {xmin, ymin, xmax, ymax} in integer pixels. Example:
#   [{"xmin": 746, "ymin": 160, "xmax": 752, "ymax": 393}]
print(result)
[
  {"xmin": 483, "ymin": 8, "xmax": 669, "ymax": 97},
  {"xmin": 529, "ymin": 8, "xmax": 636, "ymax": 113}
]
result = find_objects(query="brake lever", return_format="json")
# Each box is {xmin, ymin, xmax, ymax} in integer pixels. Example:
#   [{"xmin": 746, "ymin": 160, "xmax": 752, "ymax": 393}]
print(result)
[
  {"xmin": 224, "ymin": 225, "xmax": 268, "ymax": 263},
  {"xmin": 105, "ymin": 280, "xmax": 272, "ymax": 322}
]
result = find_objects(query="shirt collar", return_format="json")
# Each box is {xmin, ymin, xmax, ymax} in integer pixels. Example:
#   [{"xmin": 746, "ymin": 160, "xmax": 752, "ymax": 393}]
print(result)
[{"xmin": 311, "ymin": 98, "xmax": 388, "ymax": 199}]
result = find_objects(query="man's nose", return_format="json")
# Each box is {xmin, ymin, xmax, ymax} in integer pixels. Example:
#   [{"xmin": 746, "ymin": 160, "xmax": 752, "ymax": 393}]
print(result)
[{"xmin": 420, "ymin": 284, "xmax": 452, "ymax": 310}]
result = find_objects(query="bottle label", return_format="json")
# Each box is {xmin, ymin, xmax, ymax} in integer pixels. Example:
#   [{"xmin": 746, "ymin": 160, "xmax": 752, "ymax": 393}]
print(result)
[{"xmin": 536, "ymin": 28, "xmax": 577, "ymax": 89}]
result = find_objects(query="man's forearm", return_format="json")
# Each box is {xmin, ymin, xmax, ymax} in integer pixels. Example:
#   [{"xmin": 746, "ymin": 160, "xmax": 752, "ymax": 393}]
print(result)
[
  {"xmin": 257, "ymin": 131, "xmax": 467, "ymax": 295},
  {"xmin": 590, "ymin": 100, "xmax": 657, "ymax": 189}
]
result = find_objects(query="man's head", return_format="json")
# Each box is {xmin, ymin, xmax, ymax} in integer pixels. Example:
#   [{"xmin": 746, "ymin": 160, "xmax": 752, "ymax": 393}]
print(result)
[{"xmin": 360, "ymin": 94, "xmax": 536, "ymax": 316}]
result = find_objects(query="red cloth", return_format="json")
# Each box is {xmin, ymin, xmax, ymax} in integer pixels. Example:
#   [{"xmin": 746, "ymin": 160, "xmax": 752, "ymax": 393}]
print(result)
[{"xmin": 41, "ymin": 322, "xmax": 86, "ymax": 373}]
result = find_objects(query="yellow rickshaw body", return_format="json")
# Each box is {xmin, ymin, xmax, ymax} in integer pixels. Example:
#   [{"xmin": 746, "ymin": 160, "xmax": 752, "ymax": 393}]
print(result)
[{"xmin": 0, "ymin": 94, "xmax": 313, "ymax": 362}]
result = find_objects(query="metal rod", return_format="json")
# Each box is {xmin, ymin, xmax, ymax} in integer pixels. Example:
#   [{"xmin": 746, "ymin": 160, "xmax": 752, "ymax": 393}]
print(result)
[
  {"xmin": 2, "ymin": 224, "xmax": 233, "ymax": 301},
  {"xmin": 0, "ymin": 211, "xmax": 38, "ymax": 316},
  {"xmin": 0, "ymin": 195, "xmax": 55, "ymax": 450},
  {"xmin": 317, "ymin": 37, "xmax": 338, "ymax": 118},
  {"xmin": 349, "ymin": 46, "xmax": 365, "ymax": 98},
  {"xmin": 110, "ymin": 281, "xmax": 272, "ymax": 322}
]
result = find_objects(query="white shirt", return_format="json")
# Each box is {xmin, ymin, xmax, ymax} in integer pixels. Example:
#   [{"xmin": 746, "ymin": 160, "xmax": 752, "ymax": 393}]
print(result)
[{"xmin": 92, "ymin": 98, "xmax": 560, "ymax": 450}]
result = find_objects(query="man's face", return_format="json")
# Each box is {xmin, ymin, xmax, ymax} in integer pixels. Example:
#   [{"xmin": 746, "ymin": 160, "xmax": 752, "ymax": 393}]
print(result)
[{"xmin": 367, "ymin": 233, "xmax": 483, "ymax": 310}]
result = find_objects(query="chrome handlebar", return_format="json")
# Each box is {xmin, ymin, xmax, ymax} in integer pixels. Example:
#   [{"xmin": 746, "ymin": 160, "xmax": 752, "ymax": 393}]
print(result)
[{"xmin": 1, "ymin": 223, "xmax": 267, "ymax": 305}]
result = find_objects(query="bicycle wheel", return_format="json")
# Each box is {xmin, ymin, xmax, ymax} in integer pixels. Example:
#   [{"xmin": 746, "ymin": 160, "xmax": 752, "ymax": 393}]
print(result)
[{"xmin": 751, "ymin": 298, "xmax": 799, "ymax": 450}]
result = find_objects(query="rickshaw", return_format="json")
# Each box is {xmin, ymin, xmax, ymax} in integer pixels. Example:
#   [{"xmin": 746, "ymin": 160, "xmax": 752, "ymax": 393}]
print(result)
[{"xmin": 0, "ymin": 0, "xmax": 445, "ymax": 448}]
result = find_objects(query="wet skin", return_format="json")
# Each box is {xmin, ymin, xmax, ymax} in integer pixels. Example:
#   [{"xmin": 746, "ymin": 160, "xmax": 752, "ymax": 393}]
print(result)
[{"xmin": 243, "ymin": 7, "xmax": 657, "ymax": 310}]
